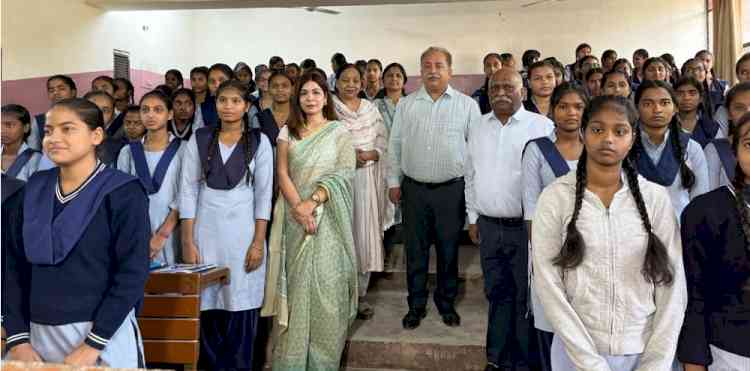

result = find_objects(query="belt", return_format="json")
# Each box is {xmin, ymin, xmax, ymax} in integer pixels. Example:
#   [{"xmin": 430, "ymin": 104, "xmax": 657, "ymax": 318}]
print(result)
[
  {"xmin": 405, "ymin": 176, "xmax": 463, "ymax": 189},
  {"xmin": 479, "ymin": 215, "xmax": 525, "ymax": 227}
]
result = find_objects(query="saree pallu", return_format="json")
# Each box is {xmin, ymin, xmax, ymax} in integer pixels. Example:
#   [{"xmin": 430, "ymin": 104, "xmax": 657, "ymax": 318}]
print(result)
[{"xmin": 263, "ymin": 121, "xmax": 358, "ymax": 371}]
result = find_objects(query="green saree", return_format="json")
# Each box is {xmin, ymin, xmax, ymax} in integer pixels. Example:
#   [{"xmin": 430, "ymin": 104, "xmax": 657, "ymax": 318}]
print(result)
[{"xmin": 263, "ymin": 121, "xmax": 358, "ymax": 371}]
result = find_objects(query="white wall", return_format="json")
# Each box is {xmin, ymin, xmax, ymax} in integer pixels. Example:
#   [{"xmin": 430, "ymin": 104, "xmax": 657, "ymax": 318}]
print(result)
[
  {"xmin": 2, "ymin": 0, "xmax": 707, "ymax": 80},
  {"xmin": 190, "ymin": 0, "xmax": 708, "ymax": 76},
  {"xmin": 1, "ymin": 0, "xmax": 194, "ymax": 80}
]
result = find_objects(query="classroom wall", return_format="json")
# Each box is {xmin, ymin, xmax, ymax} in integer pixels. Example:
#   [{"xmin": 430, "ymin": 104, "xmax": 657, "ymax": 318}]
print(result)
[
  {"xmin": 190, "ymin": 0, "xmax": 708, "ymax": 76},
  {"xmin": 1, "ymin": 0, "xmax": 193, "ymax": 113},
  {"xmin": 2, "ymin": 0, "xmax": 707, "ymax": 113}
]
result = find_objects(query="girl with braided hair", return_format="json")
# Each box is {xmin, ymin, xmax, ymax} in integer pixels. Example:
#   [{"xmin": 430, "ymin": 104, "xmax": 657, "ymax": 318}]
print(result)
[
  {"xmin": 179, "ymin": 79, "xmax": 274, "ymax": 370},
  {"xmin": 678, "ymin": 112, "xmax": 750, "ymax": 371},
  {"xmin": 703, "ymin": 82, "xmax": 750, "ymax": 190},
  {"xmin": 532, "ymin": 95, "xmax": 686, "ymax": 371},
  {"xmin": 631, "ymin": 80, "xmax": 709, "ymax": 219}
]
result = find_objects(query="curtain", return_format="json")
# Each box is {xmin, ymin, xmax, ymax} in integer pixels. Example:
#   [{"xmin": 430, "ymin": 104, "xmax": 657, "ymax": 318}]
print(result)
[{"xmin": 712, "ymin": 0, "xmax": 744, "ymax": 83}]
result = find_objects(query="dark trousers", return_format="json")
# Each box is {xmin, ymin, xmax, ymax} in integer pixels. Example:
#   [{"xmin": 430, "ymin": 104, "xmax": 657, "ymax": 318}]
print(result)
[
  {"xmin": 478, "ymin": 215, "xmax": 538, "ymax": 369},
  {"xmin": 402, "ymin": 176, "xmax": 465, "ymax": 313},
  {"xmin": 537, "ymin": 330, "xmax": 554, "ymax": 371},
  {"xmin": 199, "ymin": 309, "xmax": 259, "ymax": 370}
]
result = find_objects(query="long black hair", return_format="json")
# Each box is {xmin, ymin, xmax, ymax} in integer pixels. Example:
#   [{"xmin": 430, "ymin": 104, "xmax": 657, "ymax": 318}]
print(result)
[
  {"xmin": 1, "ymin": 104, "xmax": 32, "ymax": 142},
  {"xmin": 204, "ymin": 80, "xmax": 255, "ymax": 185},
  {"xmin": 730, "ymin": 112, "xmax": 750, "ymax": 246},
  {"xmin": 632, "ymin": 79, "xmax": 696, "ymax": 190},
  {"xmin": 554, "ymin": 95, "xmax": 674, "ymax": 285},
  {"xmin": 725, "ymin": 82, "xmax": 750, "ymax": 137},
  {"xmin": 52, "ymin": 98, "xmax": 106, "ymax": 159}
]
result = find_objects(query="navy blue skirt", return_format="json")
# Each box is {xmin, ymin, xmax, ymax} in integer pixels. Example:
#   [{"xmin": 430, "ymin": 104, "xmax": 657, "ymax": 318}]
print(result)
[{"xmin": 199, "ymin": 308, "xmax": 260, "ymax": 370}]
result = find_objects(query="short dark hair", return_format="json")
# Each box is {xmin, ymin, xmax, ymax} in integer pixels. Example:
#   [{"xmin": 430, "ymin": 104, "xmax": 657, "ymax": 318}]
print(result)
[{"xmin": 47, "ymin": 75, "xmax": 77, "ymax": 93}]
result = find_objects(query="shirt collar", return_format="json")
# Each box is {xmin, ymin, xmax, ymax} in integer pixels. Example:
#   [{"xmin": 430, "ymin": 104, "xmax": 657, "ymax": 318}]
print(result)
[
  {"xmin": 490, "ymin": 105, "xmax": 529, "ymax": 126},
  {"xmin": 416, "ymin": 84, "xmax": 455, "ymax": 101}
]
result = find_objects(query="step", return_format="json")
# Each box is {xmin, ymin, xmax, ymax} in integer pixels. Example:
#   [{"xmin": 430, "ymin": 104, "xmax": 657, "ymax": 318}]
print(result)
[
  {"xmin": 371, "ymin": 244, "xmax": 485, "ymax": 295},
  {"xmin": 343, "ymin": 290, "xmax": 487, "ymax": 371}
]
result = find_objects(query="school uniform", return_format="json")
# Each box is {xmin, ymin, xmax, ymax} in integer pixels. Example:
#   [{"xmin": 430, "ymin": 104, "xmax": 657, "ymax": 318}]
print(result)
[
  {"xmin": 1, "ymin": 142, "xmax": 42, "ymax": 181},
  {"xmin": 687, "ymin": 111, "xmax": 725, "ymax": 148},
  {"xmin": 168, "ymin": 115, "xmax": 205, "ymax": 142},
  {"xmin": 678, "ymin": 187, "xmax": 750, "ymax": 370},
  {"xmin": 635, "ymin": 128, "xmax": 709, "ymax": 219},
  {"xmin": 523, "ymin": 99, "xmax": 541, "ymax": 115},
  {"xmin": 714, "ymin": 105, "xmax": 730, "ymax": 138},
  {"xmin": 200, "ymin": 96, "xmax": 219, "ymax": 127},
  {"xmin": 29, "ymin": 113, "xmax": 46, "ymax": 151},
  {"xmin": 1, "ymin": 174, "xmax": 26, "ymax": 323},
  {"xmin": 521, "ymin": 132, "xmax": 578, "ymax": 371},
  {"xmin": 252, "ymin": 108, "xmax": 284, "ymax": 146},
  {"xmin": 107, "ymin": 112, "xmax": 127, "ymax": 141},
  {"xmin": 471, "ymin": 80, "xmax": 492, "ymax": 115},
  {"xmin": 466, "ymin": 106, "xmax": 554, "ymax": 369},
  {"xmin": 708, "ymin": 78, "xmax": 729, "ymax": 112},
  {"xmin": 178, "ymin": 126, "xmax": 273, "ymax": 369},
  {"xmin": 3, "ymin": 163, "xmax": 150, "ymax": 367},
  {"xmin": 117, "ymin": 135, "xmax": 184, "ymax": 265},
  {"xmin": 704, "ymin": 138, "xmax": 735, "ymax": 190},
  {"xmin": 532, "ymin": 171, "xmax": 686, "ymax": 371}
]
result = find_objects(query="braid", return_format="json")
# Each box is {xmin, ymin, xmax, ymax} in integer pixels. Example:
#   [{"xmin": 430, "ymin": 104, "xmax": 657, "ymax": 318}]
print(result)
[
  {"xmin": 623, "ymin": 158, "xmax": 674, "ymax": 285},
  {"xmin": 204, "ymin": 122, "xmax": 221, "ymax": 182},
  {"xmin": 731, "ymin": 158, "xmax": 750, "ymax": 246},
  {"xmin": 242, "ymin": 116, "xmax": 252, "ymax": 185},
  {"xmin": 553, "ymin": 150, "xmax": 588, "ymax": 270},
  {"xmin": 669, "ymin": 117, "xmax": 695, "ymax": 190}
]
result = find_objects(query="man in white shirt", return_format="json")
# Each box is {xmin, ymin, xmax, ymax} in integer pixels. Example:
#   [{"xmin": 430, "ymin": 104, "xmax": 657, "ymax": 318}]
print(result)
[{"xmin": 465, "ymin": 69, "xmax": 554, "ymax": 371}]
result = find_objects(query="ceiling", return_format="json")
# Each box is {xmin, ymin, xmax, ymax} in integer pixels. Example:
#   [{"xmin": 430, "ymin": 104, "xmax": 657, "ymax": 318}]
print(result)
[{"xmin": 86, "ymin": 0, "xmax": 505, "ymax": 11}]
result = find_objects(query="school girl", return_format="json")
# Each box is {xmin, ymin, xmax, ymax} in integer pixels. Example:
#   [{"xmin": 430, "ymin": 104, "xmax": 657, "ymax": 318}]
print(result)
[
  {"xmin": 601, "ymin": 70, "xmax": 632, "ymax": 99},
  {"xmin": 164, "ymin": 69, "xmax": 184, "ymax": 92},
  {"xmin": 631, "ymin": 80, "xmax": 709, "ymax": 219},
  {"xmin": 84, "ymin": 91, "xmax": 127, "ymax": 166},
  {"xmin": 170, "ymin": 88, "xmax": 205, "ymax": 141},
  {"xmin": 532, "ymin": 95, "xmax": 687, "ymax": 371},
  {"xmin": 678, "ymin": 111, "xmax": 750, "ymax": 371},
  {"xmin": 674, "ymin": 76, "xmax": 723, "ymax": 147},
  {"xmin": 117, "ymin": 91, "xmax": 183, "ymax": 265},
  {"xmin": 695, "ymin": 50, "xmax": 729, "ymax": 111},
  {"xmin": 252, "ymin": 71, "xmax": 294, "ymax": 146},
  {"xmin": 714, "ymin": 53, "xmax": 750, "ymax": 135},
  {"xmin": 522, "ymin": 82, "xmax": 587, "ymax": 371},
  {"xmin": 642, "ymin": 57, "xmax": 670, "ymax": 83},
  {"xmin": 3, "ymin": 98, "xmax": 150, "ymax": 367},
  {"xmin": 179, "ymin": 80, "xmax": 273, "ymax": 369},
  {"xmin": 30, "ymin": 75, "xmax": 78, "ymax": 150},
  {"xmin": 2, "ymin": 105, "xmax": 42, "ymax": 181},
  {"xmin": 198, "ymin": 63, "xmax": 235, "ymax": 128},
  {"xmin": 704, "ymin": 82, "xmax": 750, "ymax": 190},
  {"xmin": 123, "ymin": 105, "xmax": 146, "ymax": 142},
  {"xmin": 524, "ymin": 61, "xmax": 557, "ymax": 117}
]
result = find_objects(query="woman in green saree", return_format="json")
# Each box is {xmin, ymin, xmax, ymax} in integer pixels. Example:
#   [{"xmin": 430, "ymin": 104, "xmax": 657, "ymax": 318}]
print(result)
[{"xmin": 263, "ymin": 69, "xmax": 358, "ymax": 370}]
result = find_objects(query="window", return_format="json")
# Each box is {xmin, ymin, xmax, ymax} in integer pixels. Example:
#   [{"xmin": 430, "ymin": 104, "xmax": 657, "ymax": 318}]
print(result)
[{"xmin": 113, "ymin": 49, "xmax": 130, "ymax": 79}]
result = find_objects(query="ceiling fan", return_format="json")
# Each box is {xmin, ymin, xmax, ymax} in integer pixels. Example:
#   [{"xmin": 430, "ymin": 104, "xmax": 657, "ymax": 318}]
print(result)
[
  {"xmin": 521, "ymin": 0, "xmax": 566, "ymax": 8},
  {"xmin": 303, "ymin": 7, "xmax": 341, "ymax": 15}
]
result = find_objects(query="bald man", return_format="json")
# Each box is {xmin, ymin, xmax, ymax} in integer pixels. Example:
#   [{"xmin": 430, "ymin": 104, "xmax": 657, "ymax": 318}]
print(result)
[{"xmin": 465, "ymin": 69, "xmax": 554, "ymax": 371}]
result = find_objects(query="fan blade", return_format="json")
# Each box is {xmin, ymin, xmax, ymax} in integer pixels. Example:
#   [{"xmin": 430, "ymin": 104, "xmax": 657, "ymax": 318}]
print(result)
[
  {"xmin": 521, "ymin": 0, "xmax": 552, "ymax": 7},
  {"xmin": 315, "ymin": 7, "xmax": 340, "ymax": 15}
]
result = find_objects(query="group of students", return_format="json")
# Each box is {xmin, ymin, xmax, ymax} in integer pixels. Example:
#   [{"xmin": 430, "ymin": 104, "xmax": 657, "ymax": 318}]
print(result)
[{"xmin": 0, "ymin": 44, "xmax": 749, "ymax": 371}]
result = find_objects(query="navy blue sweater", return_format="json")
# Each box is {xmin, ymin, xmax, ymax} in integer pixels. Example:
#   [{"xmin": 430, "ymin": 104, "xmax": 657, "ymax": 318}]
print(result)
[{"xmin": 3, "ymin": 172, "xmax": 150, "ymax": 351}]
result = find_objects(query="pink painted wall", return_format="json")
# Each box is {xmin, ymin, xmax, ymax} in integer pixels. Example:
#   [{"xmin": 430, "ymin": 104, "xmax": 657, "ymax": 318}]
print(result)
[
  {"xmin": 1, "ymin": 69, "xmax": 190, "ymax": 115},
  {"xmin": 2, "ymin": 70, "xmax": 483, "ymax": 115}
]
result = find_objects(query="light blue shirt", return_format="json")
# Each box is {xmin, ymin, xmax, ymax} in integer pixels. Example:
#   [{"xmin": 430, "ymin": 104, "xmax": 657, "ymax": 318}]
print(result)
[
  {"xmin": 387, "ymin": 85, "xmax": 481, "ymax": 187},
  {"xmin": 640, "ymin": 129, "xmax": 709, "ymax": 219}
]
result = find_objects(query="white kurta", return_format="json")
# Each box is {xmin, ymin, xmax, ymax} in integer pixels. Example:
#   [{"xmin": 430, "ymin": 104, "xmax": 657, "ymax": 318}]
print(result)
[
  {"xmin": 179, "ymin": 132, "xmax": 274, "ymax": 311},
  {"xmin": 117, "ymin": 137, "xmax": 185, "ymax": 265}
]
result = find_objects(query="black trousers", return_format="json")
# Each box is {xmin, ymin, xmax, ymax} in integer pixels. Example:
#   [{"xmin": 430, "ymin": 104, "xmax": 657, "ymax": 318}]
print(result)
[
  {"xmin": 401, "ymin": 176, "xmax": 465, "ymax": 313},
  {"xmin": 478, "ymin": 215, "xmax": 538, "ymax": 369}
]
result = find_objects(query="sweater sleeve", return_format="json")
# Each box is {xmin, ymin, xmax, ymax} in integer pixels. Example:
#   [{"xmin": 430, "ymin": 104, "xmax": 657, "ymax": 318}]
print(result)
[
  {"xmin": 636, "ymin": 187, "xmax": 688, "ymax": 371},
  {"xmin": 2, "ymin": 189, "xmax": 32, "ymax": 350},
  {"xmin": 85, "ymin": 182, "xmax": 150, "ymax": 350},
  {"xmin": 531, "ymin": 185, "xmax": 612, "ymax": 371},
  {"xmin": 675, "ymin": 198, "xmax": 713, "ymax": 366},
  {"xmin": 253, "ymin": 133, "xmax": 273, "ymax": 221}
]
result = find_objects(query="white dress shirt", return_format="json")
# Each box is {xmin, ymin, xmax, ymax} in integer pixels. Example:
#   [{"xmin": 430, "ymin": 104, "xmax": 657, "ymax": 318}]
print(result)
[{"xmin": 465, "ymin": 106, "xmax": 554, "ymax": 224}]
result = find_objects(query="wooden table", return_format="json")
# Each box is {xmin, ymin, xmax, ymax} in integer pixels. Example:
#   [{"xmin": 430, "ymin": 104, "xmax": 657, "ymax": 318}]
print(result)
[{"xmin": 138, "ymin": 267, "xmax": 230, "ymax": 370}]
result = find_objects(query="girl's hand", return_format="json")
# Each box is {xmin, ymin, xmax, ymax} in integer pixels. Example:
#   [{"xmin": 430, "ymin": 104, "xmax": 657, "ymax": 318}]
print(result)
[
  {"xmin": 64, "ymin": 343, "xmax": 100, "ymax": 367},
  {"xmin": 8, "ymin": 343, "xmax": 43, "ymax": 362},
  {"xmin": 182, "ymin": 241, "xmax": 201, "ymax": 264},
  {"xmin": 244, "ymin": 240, "xmax": 265, "ymax": 272},
  {"xmin": 149, "ymin": 233, "xmax": 167, "ymax": 259}
]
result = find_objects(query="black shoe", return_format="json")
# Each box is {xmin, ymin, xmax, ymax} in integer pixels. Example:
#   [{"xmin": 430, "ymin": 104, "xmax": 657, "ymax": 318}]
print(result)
[
  {"xmin": 402, "ymin": 309, "xmax": 427, "ymax": 329},
  {"xmin": 441, "ymin": 310, "xmax": 461, "ymax": 327}
]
